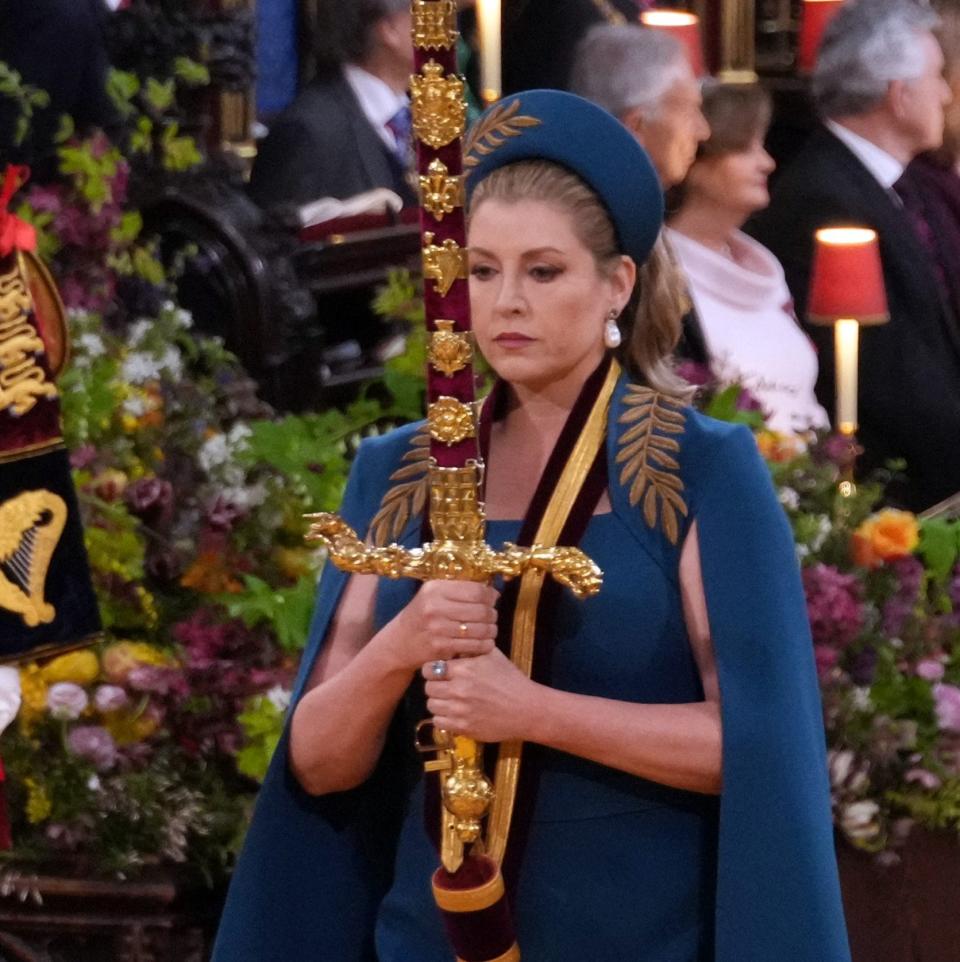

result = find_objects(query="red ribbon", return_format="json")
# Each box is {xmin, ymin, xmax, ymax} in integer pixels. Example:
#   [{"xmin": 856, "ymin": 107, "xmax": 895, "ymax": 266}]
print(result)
[{"xmin": 0, "ymin": 164, "xmax": 37, "ymax": 257}]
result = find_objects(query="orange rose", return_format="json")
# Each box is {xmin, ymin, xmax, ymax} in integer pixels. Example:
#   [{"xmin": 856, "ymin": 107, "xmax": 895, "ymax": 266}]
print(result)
[
  {"xmin": 755, "ymin": 430, "xmax": 805, "ymax": 464},
  {"xmin": 851, "ymin": 509, "xmax": 919, "ymax": 569}
]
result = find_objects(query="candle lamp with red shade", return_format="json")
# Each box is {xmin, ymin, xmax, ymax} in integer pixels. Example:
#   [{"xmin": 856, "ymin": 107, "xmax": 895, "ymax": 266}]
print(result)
[
  {"xmin": 807, "ymin": 226, "xmax": 888, "ymax": 493},
  {"xmin": 639, "ymin": 9, "xmax": 706, "ymax": 77},
  {"xmin": 797, "ymin": 0, "xmax": 844, "ymax": 72}
]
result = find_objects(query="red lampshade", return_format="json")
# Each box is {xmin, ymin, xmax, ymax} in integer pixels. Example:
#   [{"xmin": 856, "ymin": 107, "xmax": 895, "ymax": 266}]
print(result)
[
  {"xmin": 639, "ymin": 10, "xmax": 706, "ymax": 77},
  {"xmin": 797, "ymin": 0, "xmax": 844, "ymax": 73},
  {"xmin": 808, "ymin": 228, "xmax": 889, "ymax": 326}
]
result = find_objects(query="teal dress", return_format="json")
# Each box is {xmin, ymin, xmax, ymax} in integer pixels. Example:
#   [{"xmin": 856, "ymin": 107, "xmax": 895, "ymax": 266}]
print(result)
[
  {"xmin": 211, "ymin": 376, "xmax": 851, "ymax": 962},
  {"xmin": 375, "ymin": 514, "xmax": 718, "ymax": 961}
]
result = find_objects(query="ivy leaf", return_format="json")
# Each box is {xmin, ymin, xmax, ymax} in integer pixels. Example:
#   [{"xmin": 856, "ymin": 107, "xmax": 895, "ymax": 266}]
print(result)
[
  {"xmin": 145, "ymin": 77, "xmax": 175, "ymax": 114},
  {"xmin": 54, "ymin": 114, "xmax": 75, "ymax": 144},
  {"xmin": 160, "ymin": 123, "xmax": 202, "ymax": 171},
  {"xmin": 918, "ymin": 518, "xmax": 959, "ymax": 582},
  {"xmin": 173, "ymin": 57, "xmax": 210, "ymax": 88},
  {"xmin": 106, "ymin": 69, "xmax": 140, "ymax": 118}
]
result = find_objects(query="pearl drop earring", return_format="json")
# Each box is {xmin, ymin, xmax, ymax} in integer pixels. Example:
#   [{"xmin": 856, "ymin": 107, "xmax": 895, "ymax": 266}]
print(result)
[{"xmin": 604, "ymin": 309, "xmax": 622, "ymax": 349}]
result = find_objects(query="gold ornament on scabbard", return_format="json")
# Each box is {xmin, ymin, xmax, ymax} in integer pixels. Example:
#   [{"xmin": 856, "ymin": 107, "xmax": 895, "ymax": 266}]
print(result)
[
  {"xmin": 420, "ymin": 159, "xmax": 465, "ymax": 221},
  {"xmin": 428, "ymin": 396, "xmax": 476, "ymax": 446},
  {"xmin": 412, "ymin": 0, "xmax": 459, "ymax": 49},
  {"xmin": 429, "ymin": 319, "xmax": 472, "ymax": 376},
  {"xmin": 422, "ymin": 233, "xmax": 468, "ymax": 296},
  {"xmin": 411, "ymin": 61, "xmax": 467, "ymax": 149}
]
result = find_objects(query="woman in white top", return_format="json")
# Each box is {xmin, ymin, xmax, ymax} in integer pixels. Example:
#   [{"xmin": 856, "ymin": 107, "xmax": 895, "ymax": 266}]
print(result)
[{"xmin": 667, "ymin": 83, "xmax": 828, "ymax": 434}]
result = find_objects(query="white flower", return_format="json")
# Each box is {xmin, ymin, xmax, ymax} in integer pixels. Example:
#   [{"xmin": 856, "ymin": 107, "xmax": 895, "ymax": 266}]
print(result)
[
  {"xmin": 47, "ymin": 682, "xmax": 89, "ymax": 721},
  {"xmin": 122, "ymin": 393, "xmax": 148, "ymax": 417},
  {"xmin": 198, "ymin": 433, "xmax": 230, "ymax": 472},
  {"xmin": 121, "ymin": 351, "xmax": 162, "ymax": 385},
  {"xmin": 828, "ymin": 749, "xmax": 855, "ymax": 788},
  {"xmin": 841, "ymin": 800, "xmax": 880, "ymax": 841},
  {"xmin": 795, "ymin": 544, "xmax": 810, "ymax": 562},
  {"xmin": 266, "ymin": 685, "xmax": 291, "ymax": 713},
  {"xmin": 222, "ymin": 482, "xmax": 267, "ymax": 510},
  {"xmin": 778, "ymin": 487, "xmax": 800, "ymax": 510},
  {"xmin": 810, "ymin": 515, "xmax": 832, "ymax": 552},
  {"xmin": 126, "ymin": 319, "xmax": 153, "ymax": 346},
  {"xmin": 76, "ymin": 332, "xmax": 106, "ymax": 358},
  {"xmin": 172, "ymin": 307, "xmax": 193, "ymax": 329},
  {"xmin": 851, "ymin": 686, "xmax": 873, "ymax": 712},
  {"xmin": 157, "ymin": 345, "xmax": 183, "ymax": 380},
  {"xmin": 228, "ymin": 423, "xmax": 252, "ymax": 446},
  {"xmin": 87, "ymin": 774, "xmax": 102, "ymax": 792}
]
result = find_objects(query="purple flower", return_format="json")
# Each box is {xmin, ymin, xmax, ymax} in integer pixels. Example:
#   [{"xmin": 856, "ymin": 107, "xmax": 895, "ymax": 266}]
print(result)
[
  {"xmin": 850, "ymin": 647, "xmax": 878, "ymax": 686},
  {"xmin": 882, "ymin": 555, "xmax": 924, "ymax": 635},
  {"xmin": 802, "ymin": 563, "xmax": 865, "ymax": 649},
  {"xmin": 127, "ymin": 664, "xmax": 188, "ymax": 698},
  {"xmin": 124, "ymin": 477, "xmax": 173, "ymax": 526},
  {"xmin": 205, "ymin": 494, "xmax": 246, "ymax": 532},
  {"xmin": 916, "ymin": 659, "xmax": 945, "ymax": 682},
  {"xmin": 818, "ymin": 433, "xmax": 860, "ymax": 467},
  {"xmin": 145, "ymin": 545, "xmax": 182, "ymax": 582},
  {"xmin": 934, "ymin": 683, "xmax": 960, "ymax": 733},
  {"xmin": 905, "ymin": 768, "xmax": 943, "ymax": 790},
  {"xmin": 47, "ymin": 683, "xmax": 89, "ymax": 721},
  {"xmin": 67, "ymin": 725, "xmax": 118, "ymax": 771},
  {"xmin": 735, "ymin": 387, "xmax": 764, "ymax": 412},
  {"xmin": 94, "ymin": 684, "xmax": 129, "ymax": 713},
  {"xmin": 69, "ymin": 444, "xmax": 98, "ymax": 470},
  {"xmin": 676, "ymin": 360, "xmax": 713, "ymax": 387},
  {"xmin": 814, "ymin": 644, "xmax": 839, "ymax": 681}
]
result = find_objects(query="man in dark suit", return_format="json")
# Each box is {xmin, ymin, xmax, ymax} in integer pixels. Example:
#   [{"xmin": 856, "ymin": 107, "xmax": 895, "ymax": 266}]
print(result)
[
  {"xmin": 749, "ymin": 0, "xmax": 959, "ymax": 511},
  {"xmin": 249, "ymin": 0, "xmax": 415, "ymax": 210}
]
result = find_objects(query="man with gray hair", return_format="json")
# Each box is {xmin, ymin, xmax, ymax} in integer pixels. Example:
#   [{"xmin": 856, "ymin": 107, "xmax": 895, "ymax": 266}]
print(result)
[
  {"xmin": 570, "ymin": 24, "xmax": 709, "ymax": 188},
  {"xmin": 750, "ymin": 0, "xmax": 960, "ymax": 511},
  {"xmin": 250, "ymin": 0, "xmax": 415, "ymax": 208}
]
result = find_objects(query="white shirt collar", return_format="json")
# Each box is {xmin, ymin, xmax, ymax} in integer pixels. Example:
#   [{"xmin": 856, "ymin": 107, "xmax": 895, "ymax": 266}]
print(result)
[
  {"xmin": 343, "ymin": 64, "xmax": 408, "ymax": 151},
  {"xmin": 825, "ymin": 119, "xmax": 905, "ymax": 190}
]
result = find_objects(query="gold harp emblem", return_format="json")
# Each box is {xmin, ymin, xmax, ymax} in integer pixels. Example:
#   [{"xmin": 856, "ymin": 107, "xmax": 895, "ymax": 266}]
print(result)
[
  {"xmin": 412, "ymin": 0, "xmax": 458, "ymax": 49},
  {"xmin": 411, "ymin": 60, "xmax": 467, "ymax": 149},
  {"xmin": 420, "ymin": 159, "xmax": 464, "ymax": 221},
  {"xmin": 422, "ymin": 232, "xmax": 468, "ymax": 296},
  {"xmin": 0, "ymin": 490, "xmax": 67, "ymax": 627},
  {"xmin": 428, "ymin": 319, "xmax": 472, "ymax": 377},
  {"xmin": 428, "ymin": 395, "xmax": 476, "ymax": 445}
]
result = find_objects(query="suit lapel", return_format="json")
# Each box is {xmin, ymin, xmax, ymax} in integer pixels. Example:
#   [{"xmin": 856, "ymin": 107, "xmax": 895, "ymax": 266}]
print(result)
[{"xmin": 331, "ymin": 74, "xmax": 404, "ymax": 198}]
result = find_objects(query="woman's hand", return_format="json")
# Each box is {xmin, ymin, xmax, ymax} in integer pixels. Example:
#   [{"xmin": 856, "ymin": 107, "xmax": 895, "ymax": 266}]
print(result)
[
  {"xmin": 385, "ymin": 580, "xmax": 499, "ymax": 674},
  {"xmin": 423, "ymin": 647, "xmax": 538, "ymax": 743}
]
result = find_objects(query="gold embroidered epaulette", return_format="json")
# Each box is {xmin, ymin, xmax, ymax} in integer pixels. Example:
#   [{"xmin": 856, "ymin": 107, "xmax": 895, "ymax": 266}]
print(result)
[
  {"xmin": 615, "ymin": 385, "xmax": 688, "ymax": 545},
  {"xmin": 368, "ymin": 426, "xmax": 431, "ymax": 546}
]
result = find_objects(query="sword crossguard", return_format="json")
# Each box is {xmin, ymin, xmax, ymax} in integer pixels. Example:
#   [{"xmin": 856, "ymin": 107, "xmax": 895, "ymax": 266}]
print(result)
[{"xmin": 304, "ymin": 512, "xmax": 603, "ymax": 598}]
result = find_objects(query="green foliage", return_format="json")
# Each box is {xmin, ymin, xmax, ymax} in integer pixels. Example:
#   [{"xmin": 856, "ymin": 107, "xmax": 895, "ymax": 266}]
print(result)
[
  {"xmin": 160, "ymin": 121, "xmax": 202, "ymax": 171},
  {"xmin": 216, "ymin": 575, "xmax": 317, "ymax": 653},
  {"xmin": 886, "ymin": 780, "xmax": 960, "ymax": 834},
  {"xmin": 702, "ymin": 384, "xmax": 767, "ymax": 429},
  {"xmin": 58, "ymin": 140, "xmax": 122, "ymax": 212},
  {"xmin": 173, "ymin": 57, "xmax": 211, "ymax": 88},
  {"xmin": 236, "ymin": 695, "xmax": 287, "ymax": 783},
  {"xmin": 0, "ymin": 62, "xmax": 49, "ymax": 146},
  {"xmin": 918, "ymin": 518, "xmax": 960, "ymax": 583}
]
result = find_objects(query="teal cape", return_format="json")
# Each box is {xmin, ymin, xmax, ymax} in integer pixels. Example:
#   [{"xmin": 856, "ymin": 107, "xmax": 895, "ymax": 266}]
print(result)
[{"xmin": 212, "ymin": 375, "xmax": 850, "ymax": 962}]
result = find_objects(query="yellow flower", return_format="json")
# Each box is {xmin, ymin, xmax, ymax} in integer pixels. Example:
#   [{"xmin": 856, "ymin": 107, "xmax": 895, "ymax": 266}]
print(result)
[
  {"xmin": 18, "ymin": 664, "xmax": 48, "ymax": 730},
  {"xmin": 24, "ymin": 777, "xmax": 51, "ymax": 824},
  {"xmin": 103, "ymin": 706, "xmax": 159, "ymax": 745},
  {"xmin": 101, "ymin": 641, "xmax": 171, "ymax": 684},
  {"xmin": 40, "ymin": 649, "xmax": 99, "ymax": 686},
  {"xmin": 755, "ymin": 430, "xmax": 805, "ymax": 464},
  {"xmin": 852, "ymin": 509, "xmax": 920, "ymax": 569}
]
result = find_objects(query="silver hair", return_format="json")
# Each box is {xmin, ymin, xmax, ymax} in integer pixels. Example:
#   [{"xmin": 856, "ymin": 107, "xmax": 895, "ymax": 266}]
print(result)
[
  {"xmin": 570, "ymin": 24, "xmax": 689, "ymax": 119},
  {"xmin": 813, "ymin": 0, "xmax": 940, "ymax": 117}
]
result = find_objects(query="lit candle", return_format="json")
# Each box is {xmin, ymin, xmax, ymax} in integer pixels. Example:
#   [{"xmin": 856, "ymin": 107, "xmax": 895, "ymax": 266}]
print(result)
[
  {"xmin": 476, "ymin": 0, "xmax": 501, "ymax": 105},
  {"xmin": 834, "ymin": 318, "xmax": 859, "ymax": 435}
]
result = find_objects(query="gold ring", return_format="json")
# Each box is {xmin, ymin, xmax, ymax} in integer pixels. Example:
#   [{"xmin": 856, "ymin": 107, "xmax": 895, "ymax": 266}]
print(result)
[{"xmin": 458, "ymin": 622, "xmax": 468, "ymax": 636}]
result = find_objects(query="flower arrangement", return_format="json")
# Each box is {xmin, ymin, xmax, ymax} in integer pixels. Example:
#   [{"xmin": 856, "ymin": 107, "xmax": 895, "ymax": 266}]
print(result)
[
  {"xmin": 707, "ymin": 383, "xmax": 960, "ymax": 857},
  {"xmin": 0, "ymin": 105, "xmax": 420, "ymax": 882}
]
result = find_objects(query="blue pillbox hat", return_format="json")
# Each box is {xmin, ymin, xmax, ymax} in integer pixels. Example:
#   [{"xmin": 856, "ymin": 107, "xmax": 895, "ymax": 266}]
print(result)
[{"xmin": 464, "ymin": 89, "xmax": 664, "ymax": 267}]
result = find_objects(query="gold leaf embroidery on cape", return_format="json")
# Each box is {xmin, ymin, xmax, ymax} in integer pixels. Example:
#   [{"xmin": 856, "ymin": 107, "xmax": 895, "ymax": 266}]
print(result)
[
  {"xmin": 463, "ymin": 100, "xmax": 542, "ymax": 168},
  {"xmin": 616, "ymin": 385, "xmax": 688, "ymax": 545},
  {"xmin": 369, "ymin": 427, "xmax": 431, "ymax": 546}
]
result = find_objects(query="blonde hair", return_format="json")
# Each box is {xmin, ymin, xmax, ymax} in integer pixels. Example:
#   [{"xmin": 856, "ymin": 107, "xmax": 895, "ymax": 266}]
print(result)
[{"xmin": 469, "ymin": 160, "xmax": 691, "ymax": 398}]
